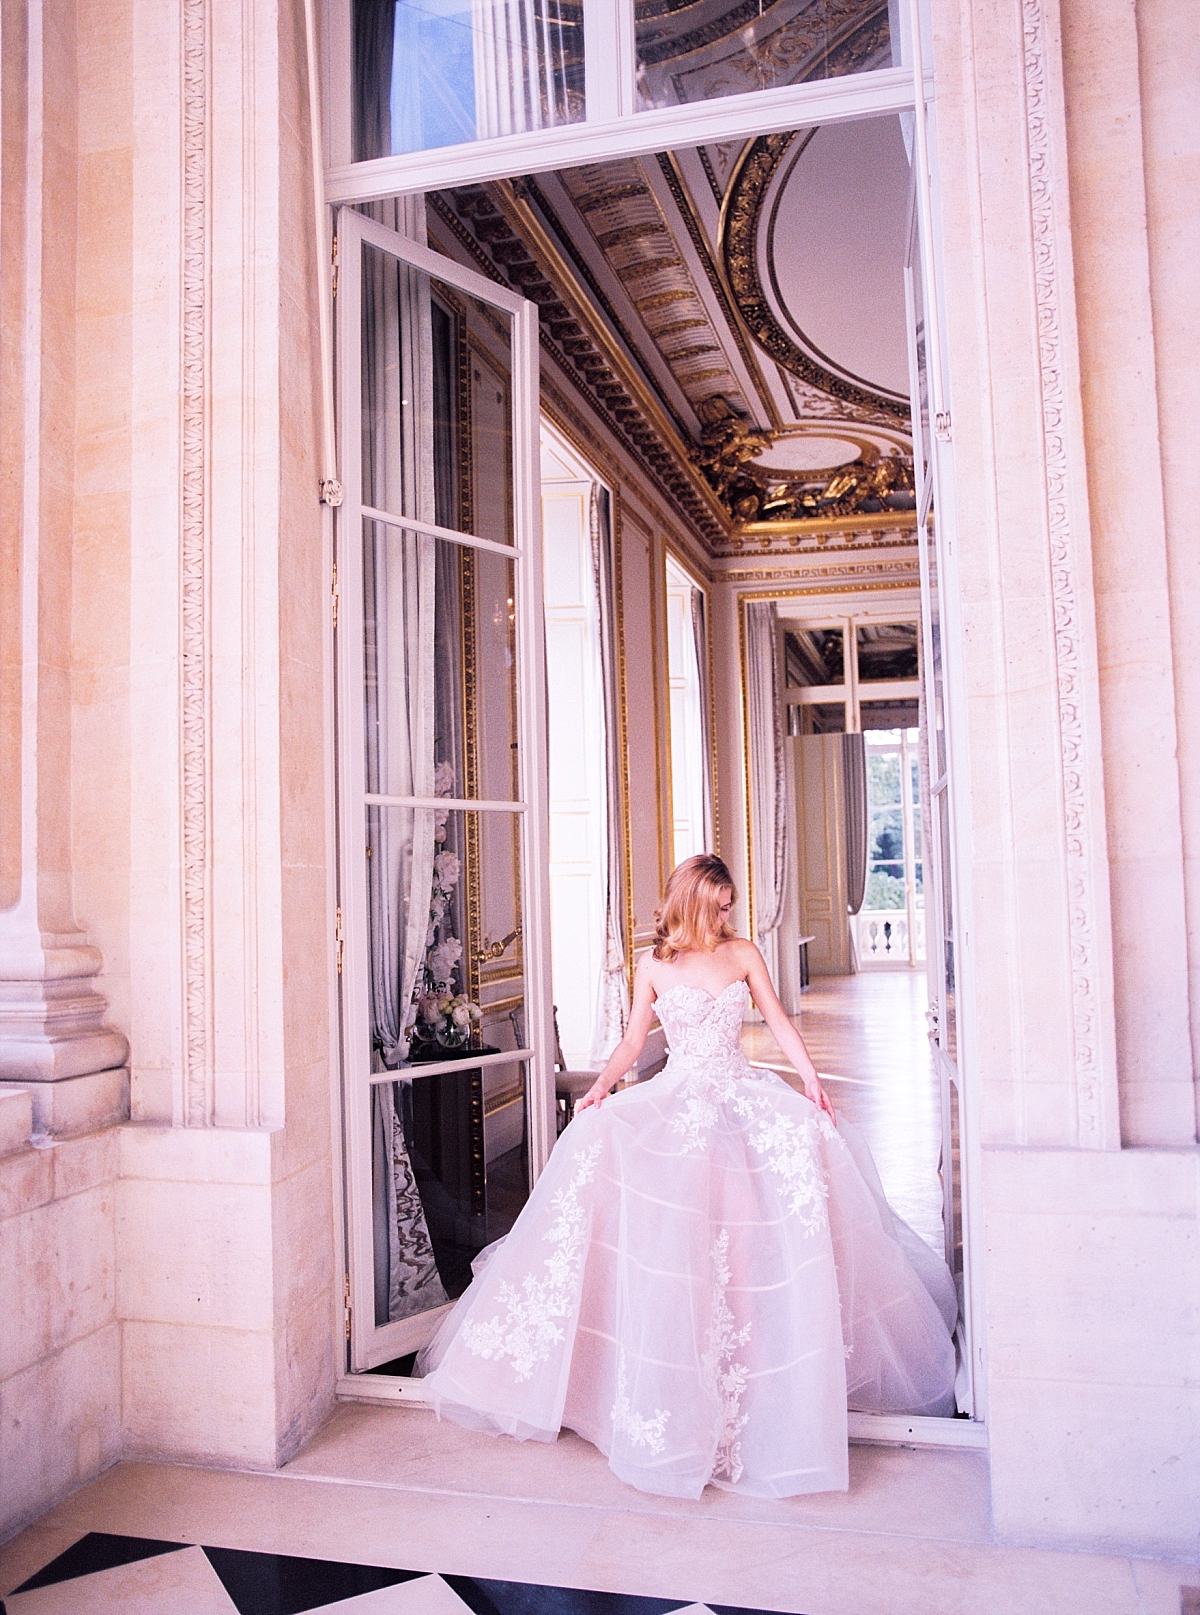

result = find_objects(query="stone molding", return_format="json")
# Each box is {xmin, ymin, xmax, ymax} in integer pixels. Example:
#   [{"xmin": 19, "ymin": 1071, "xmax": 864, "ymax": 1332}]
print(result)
[
  {"xmin": 180, "ymin": 0, "xmax": 211, "ymax": 1127},
  {"xmin": 1019, "ymin": 0, "xmax": 1119, "ymax": 1146}
]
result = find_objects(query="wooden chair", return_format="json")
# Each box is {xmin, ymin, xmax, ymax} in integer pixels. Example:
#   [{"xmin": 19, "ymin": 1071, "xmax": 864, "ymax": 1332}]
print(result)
[{"xmin": 553, "ymin": 1008, "xmax": 598, "ymax": 1133}]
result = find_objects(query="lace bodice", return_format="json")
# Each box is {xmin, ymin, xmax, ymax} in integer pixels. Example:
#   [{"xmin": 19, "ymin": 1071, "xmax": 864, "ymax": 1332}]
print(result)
[{"xmin": 655, "ymin": 979, "xmax": 751, "ymax": 1066}]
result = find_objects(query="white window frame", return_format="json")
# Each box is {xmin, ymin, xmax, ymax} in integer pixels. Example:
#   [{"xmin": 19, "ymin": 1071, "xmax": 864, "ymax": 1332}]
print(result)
[{"xmin": 323, "ymin": 0, "xmax": 986, "ymax": 1445}]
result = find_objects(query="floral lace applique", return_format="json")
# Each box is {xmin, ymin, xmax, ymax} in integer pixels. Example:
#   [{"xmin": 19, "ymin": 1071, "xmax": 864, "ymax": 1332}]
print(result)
[
  {"xmin": 657, "ymin": 982, "xmax": 835, "ymax": 1239},
  {"xmin": 747, "ymin": 1109, "xmax": 830, "ymax": 1233},
  {"xmin": 461, "ymin": 1141, "xmax": 601, "ymax": 1380},
  {"xmin": 610, "ymin": 1350, "xmax": 671, "ymax": 1455},
  {"xmin": 704, "ymin": 1229, "xmax": 751, "ymax": 1484}
]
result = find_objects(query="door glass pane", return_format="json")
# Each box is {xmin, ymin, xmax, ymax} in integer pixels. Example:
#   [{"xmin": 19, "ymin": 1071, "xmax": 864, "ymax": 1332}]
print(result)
[
  {"xmin": 636, "ymin": 0, "xmax": 896, "ymax": 114},
  {"xmin": 860, "ymin": 696, "xmax": 918, "ymax": 730},
  {"xmin": 936, "ymin": 787, "xmax": 956, "ymax": 1059},
  {"xmin": 361, "ymin": 245, "xmax": 514, "ymax": 548},
  {"xmin": 783, "ymin": 626, "xmax": 844, "ymax": 686},
  {"xmin": 363, "ymin": 523, "xmax": 519, "ymax": 801},
  {"xmin": 857, "ymin": 621, "xmax": 919, "ymax": 682},
  {"xmin": 354, "ymin": 0, "xmax": 584, "ymax": 158},
  {"xmin": 795, "ymin": 700, "xmax": 845, "ymax": 734},
  {"xmin": 371, "ymin": 1058, "xmax": 530, "ymax": 1326},
  {"xmin": 364, "ymin": 803, "xmax": 526, "ymax": 1074},
  {"xmin": 905, "ymin": 248, "xmax": 931, "ymax": 517}
]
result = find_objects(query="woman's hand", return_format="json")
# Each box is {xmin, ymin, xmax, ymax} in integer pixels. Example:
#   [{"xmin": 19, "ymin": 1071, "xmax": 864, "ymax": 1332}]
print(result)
[
  {"xmin": 803, "ymin": 1073, "xmax": 837, "ymax": 1124},
  {"xmin": 575, "ymin": 1077, "xmax": 614, "ymax": 1113}
]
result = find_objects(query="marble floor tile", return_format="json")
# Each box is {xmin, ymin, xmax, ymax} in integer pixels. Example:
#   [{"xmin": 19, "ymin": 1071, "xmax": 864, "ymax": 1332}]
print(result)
[
  {"xmin": 306, "ymin": 1575, "xmax": 483, "ymax": 1615},
  {"xmin": 6, "ymin": 1543, "xmax": 236, "ymax": 1615},
  {"xmin": 568, "ymin": 1507, "xmax": 1151, "ymax": 1615},
  {"xmin": 2, "ymin": 1464, "xmax": 1197, "ymax": 1615}
]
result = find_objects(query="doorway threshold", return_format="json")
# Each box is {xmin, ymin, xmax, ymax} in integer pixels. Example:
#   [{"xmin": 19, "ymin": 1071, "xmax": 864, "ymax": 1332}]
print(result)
[{"xmin": 335, "ymin": 1374, "xmax": 987, "ymax": 1449}]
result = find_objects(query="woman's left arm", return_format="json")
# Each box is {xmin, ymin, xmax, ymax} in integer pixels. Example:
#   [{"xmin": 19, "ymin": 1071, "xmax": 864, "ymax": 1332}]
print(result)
[{"xmin": 743, "ymin": 943, "xmax": 837, "ymax": 1121}]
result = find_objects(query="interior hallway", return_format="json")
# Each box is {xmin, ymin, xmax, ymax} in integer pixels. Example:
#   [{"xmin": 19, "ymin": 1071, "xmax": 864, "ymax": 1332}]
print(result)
[{"xmin": 740, "ymin": 972, "xmax": 944, "ymax": 1252}]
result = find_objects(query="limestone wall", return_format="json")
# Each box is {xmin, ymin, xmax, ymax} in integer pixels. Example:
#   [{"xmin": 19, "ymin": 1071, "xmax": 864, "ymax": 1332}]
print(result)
[{"xmin": 931, "ymin": 0, "xmax": 1199, "ymax": 1555}]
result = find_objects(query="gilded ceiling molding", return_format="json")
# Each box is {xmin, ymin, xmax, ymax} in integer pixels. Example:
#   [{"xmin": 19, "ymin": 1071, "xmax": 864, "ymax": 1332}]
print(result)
[
  {"xmin": 429, "ymin": 187, "xmax": 729, "ymax": 548},
  {"xmin": 1021, "ymin": 0, "xmax": 1107, "ymax": 1143},
  {"xmin": 557, "ymin": 161, "xmax": 750, "ymax": 419},
  {"xmin": 655, "ymin": 152, "xmax": 783, "ymax": 427},
  {"xmin": 719, "ymin": 117, "xmax": 908, "ymax": 422},
  {"xmin": 726, "ymin": 559, "xmax": 920, "ymax": 590},
  {"xmin": 181, "ymin": 0, "xmax": 212, "ymax": 1126}
]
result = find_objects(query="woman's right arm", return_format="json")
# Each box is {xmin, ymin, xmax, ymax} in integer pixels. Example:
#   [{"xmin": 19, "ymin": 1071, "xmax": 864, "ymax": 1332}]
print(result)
[{"xmin": 575, "ymin": 955, "xmax": 659, "ymax": 1111}]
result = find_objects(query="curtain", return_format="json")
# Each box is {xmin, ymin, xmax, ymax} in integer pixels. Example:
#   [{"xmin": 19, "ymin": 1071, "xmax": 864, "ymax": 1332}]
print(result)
[
  {"xmin": 590, "ymin": 485, "xmax": 630, "ymax": 1064},
  {"xmin": 690, "ymin": 586, "xmax": 714, "ymax": 852},
  {"xmin": 353, "ymin": 0, "xmax": 394, "ymax": 161},
  {"xmin": 745, "ymin": 601, "xmax": 787, "ymax": 944},
  {"xmin": 473, "ymin": 0, "xmax": 574, "ymax": 138},
  {"xmin": 842, "ymin": 733, "xmax": 868, "ymax": 916},
  {"xmin": 362, "ymin": 234, "xmax": 449, "ymax": 1326}
]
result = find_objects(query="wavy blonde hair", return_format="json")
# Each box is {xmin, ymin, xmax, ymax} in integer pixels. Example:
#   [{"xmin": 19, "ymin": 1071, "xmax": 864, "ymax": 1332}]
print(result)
[{"xmin": 653, "ymin": 855, "xmax": 738, "ymax": 962}]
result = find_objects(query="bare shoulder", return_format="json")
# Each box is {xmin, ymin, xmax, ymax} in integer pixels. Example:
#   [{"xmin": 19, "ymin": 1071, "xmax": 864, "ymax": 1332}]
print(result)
[
  {"xmin": 716, "ymin": 936, "xmax": 760, "ymax": 973},
  {"xmin": 634, "ymin": 949, "xmax": 661, "ymax": 993}
]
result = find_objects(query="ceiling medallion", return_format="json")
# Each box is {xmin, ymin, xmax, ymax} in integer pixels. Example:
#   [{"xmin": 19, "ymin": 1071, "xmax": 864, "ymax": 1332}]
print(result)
[{"xmin": 692, "ymin": 397, "xmax": 915, "ymax": 523}]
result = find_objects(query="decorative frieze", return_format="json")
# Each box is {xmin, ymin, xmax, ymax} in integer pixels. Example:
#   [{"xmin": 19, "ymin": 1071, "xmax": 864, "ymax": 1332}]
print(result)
[{"xmin": 1021, "ymin": 0, "xmax": 1107, "ymax": 1143}]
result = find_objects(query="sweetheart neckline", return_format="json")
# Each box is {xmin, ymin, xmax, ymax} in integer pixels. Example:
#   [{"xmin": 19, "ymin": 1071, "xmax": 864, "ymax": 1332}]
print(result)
[{"xmin": 657, "ymin": 978, "xmax": 748, "ymax": 1006}]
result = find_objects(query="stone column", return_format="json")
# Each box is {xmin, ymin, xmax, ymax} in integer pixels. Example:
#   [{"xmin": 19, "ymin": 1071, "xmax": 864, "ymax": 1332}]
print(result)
[{"xmin": 0, "ymin": 0, "xmax": 128, "ymax": 1138}]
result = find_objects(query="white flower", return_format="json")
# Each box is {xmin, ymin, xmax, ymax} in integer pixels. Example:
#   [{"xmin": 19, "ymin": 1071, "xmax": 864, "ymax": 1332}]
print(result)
[
  {"xmin": 433, "ymin": 851, "xmax": 461, "ymax": 888},
  {"xmin": 429, "ymin": 937, "xmax": 462, "ymax": 987},
  {"xmin": 434, "ymin": 760, "xmax": 456, "ymax": 798},
  {"xmin": 452, "ymin": 1003, "xmax": 471, "ymax": 1027}
]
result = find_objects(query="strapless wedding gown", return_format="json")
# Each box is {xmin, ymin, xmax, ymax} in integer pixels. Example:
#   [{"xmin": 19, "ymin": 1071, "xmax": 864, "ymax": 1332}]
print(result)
[{"xmin": 417, "ymin": 980, "xmax": 957, "ymax": 1498}]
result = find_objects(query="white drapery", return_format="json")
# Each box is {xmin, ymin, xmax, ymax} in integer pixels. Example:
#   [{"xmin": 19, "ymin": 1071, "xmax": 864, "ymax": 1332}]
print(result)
[
  {"xmin": 590, "ymin": 484, "xmax": 630, "ymax": 1064},
  {"xmin": 363, "ymin": 229, "xmax": 449, "ymax": 1326},
  {"xmin": 473, "ymin": 0, "xmax": 575, "ymax": 138},
  {"xmin": 842, "ymin": 733, "xmax": 869, "ymax": 917},
  {"xmin": 690, "ymin": 586, "xmax": 714, "ymax": 852},
  {"xmin": 746, "ymin": 601, "xmax": 788, "ymax": 949}
]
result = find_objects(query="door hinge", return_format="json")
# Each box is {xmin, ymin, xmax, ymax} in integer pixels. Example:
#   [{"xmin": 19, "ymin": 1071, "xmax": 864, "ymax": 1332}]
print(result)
[
  {"xmin": 320, "ymin": 479, "xmax": 343, "ymax": 508},
  {"xmin": 331, "ymin": 234, "xmax": 339, "ymax": 299},
  {"xmin": 335, "ymin": 907, "xmax": 344, "ymax": 975},
  {"xmin": 934, "ymin": 410, "xmax": 952, "ymax": 442},
  {"xmin": 331, "ymin": 560, "xmax": 339, "ymax": 630},
  {"xmin": 344, "ymin": 1273, "xmax": 351, "ymax": 1341}
]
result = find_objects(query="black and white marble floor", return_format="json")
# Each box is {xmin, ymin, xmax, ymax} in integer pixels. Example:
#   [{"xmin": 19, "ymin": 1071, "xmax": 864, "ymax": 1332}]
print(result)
[{"xmin": 1, "ymin": 1533, "xmax": 799, "ymax": 1615}]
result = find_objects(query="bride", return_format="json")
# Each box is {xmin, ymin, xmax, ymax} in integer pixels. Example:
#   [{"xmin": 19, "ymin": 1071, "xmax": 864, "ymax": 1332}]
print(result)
[{"xmin": 417, "ymin": 854, "xmax": 958, "ymax": 1499}]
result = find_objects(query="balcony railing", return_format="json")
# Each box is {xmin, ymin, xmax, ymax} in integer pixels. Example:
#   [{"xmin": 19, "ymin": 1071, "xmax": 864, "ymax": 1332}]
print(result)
[{"xmin": 852, "ymin": 906, "xmax": 926, "ymax": 965}]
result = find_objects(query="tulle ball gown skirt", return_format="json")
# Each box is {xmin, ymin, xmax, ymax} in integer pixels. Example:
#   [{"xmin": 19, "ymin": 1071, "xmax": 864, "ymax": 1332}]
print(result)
[{"xmin": 417, "ymin": 982, "xmax": 957, "ymax": 1500}]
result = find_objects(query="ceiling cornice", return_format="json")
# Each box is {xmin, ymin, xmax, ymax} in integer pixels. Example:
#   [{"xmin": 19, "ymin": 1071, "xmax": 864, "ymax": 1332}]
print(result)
[{"xmin": 429, "ymin": 184, "xmax": 733, "ymax": 548}]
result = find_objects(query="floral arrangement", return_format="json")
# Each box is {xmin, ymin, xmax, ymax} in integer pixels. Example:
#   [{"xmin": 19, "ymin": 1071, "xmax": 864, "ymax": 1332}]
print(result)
[{"xmin": 404, "ymin": 761, "xmax": 481, "ymax": 1054}]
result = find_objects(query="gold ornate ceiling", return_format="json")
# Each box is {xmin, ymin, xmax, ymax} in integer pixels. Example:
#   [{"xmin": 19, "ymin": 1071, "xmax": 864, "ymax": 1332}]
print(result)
[{"xmin": 430, "ymin": 60, "xmax": 917, "ymax": 551}]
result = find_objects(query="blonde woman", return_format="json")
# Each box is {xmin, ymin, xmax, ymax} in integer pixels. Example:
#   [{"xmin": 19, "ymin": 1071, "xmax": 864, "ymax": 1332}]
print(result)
[{"xmin": 418, "ymin": 854, "xmax": 956, "ymax": 1498}]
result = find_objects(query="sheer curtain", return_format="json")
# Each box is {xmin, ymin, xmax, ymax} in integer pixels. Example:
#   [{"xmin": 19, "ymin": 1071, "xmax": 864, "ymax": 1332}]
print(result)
[
  {"xmin": 690, "ymin": 586, "xmax": 714, "ymax": 852},
  {"xmin": 590, "ymin": 485, "xmax": 630, "ymax": 1063},
  {"xmin": 363, "ymin": 231, "xmax": 449, "ymax": 1325},
  {"xmin": 745, "ymin": 602, "xmax": 788, "ymax": 972},
  {"xmin": 842, "ymin": 734, "xmax": 868, "ymax": 918}
]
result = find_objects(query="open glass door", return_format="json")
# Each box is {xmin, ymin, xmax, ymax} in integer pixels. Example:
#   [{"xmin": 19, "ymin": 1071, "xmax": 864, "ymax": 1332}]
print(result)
[
  {"xmin": 335, "ymin": 206, "xmax": 553, "ymax": 1372},
  {"xmin": 905, "ymin": 123, "xmax": 973, "ymax": 1414}
]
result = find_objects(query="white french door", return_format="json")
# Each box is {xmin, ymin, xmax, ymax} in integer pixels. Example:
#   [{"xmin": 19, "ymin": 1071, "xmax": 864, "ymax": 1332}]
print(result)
[
  {"xmin": 904, "ymin": 70, "xmax": 977, "ymax": 1415},
  {"xmin": 334, "ymin": 207, "xmax": 554, "ymax": 1372}
]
